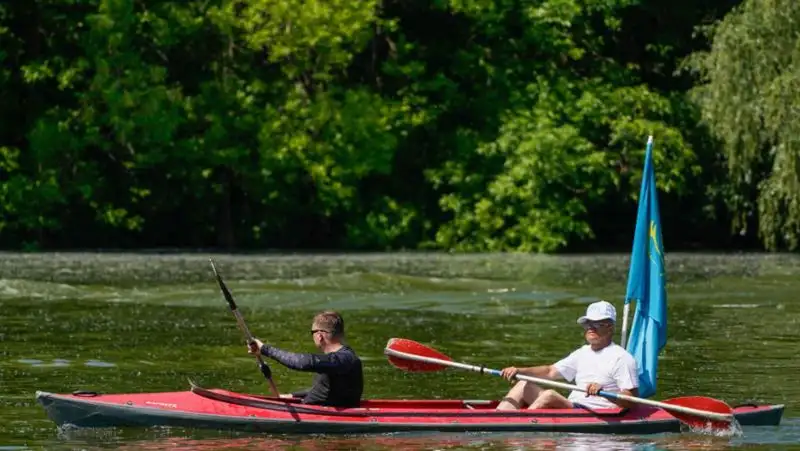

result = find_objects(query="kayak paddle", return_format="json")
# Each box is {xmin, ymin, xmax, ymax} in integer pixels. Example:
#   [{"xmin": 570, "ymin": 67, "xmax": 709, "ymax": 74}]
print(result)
[
  {"xmin": 209, "ymin": 258, "xmax": 280, "ymax": 397},
  {"xmin": 384, "ymin": 338, "xmax": 736, "ymax": 432}
]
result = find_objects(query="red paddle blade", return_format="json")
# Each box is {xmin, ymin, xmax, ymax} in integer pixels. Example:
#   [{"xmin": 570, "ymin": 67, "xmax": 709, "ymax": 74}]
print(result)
[
  {"xmin": 385, "ymin": 338, "xmax": 452, "ymax": 372},
  {"xmin": 664, "ymin": 396, "xmax": 735, "ymax": 431}
]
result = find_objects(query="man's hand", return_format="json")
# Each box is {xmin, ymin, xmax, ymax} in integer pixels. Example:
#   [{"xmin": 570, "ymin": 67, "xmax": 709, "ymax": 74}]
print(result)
[
  {"xmin": 248, "ymin": 338, "xmax": 264, "ymax": 355},
  {"xmin": 500, "ymin": 367, "xmax": 519, "ymax": 382},
  {"xmin": 585, "ymin": 382, "xmax": 602, "ymax": 396}
]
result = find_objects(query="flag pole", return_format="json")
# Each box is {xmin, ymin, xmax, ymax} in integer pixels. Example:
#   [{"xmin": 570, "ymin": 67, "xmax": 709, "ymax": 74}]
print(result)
[
  {"xmin": 621, "ymin": 135, "xmax": 654, "ymax": 349},
  {"xmin": 621, "ymin": 301, "xmax": 631, "ymax": 348}
]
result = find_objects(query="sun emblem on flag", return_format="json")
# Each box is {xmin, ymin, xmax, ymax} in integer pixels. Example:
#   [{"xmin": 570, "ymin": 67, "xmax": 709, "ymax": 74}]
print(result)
[{"xmin": 648, "ymin": 220, "xmax": 665, "ymax": 272}]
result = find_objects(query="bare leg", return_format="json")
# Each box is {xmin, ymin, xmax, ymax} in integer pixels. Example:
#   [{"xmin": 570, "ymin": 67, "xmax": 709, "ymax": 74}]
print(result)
[
  {"xmin": 528, "ymin": 389, "xmax": 574, "ymax": 409},
  {"xmin": 496, "ymin": 381, "xmax": 544, "ymax": 410}
]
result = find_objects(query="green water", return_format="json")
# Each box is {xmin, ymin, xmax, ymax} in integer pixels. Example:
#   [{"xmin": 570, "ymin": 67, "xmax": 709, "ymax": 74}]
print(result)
[{"xmin": 1, "ymin": 252, "xmax": 798, "ymax": 450}]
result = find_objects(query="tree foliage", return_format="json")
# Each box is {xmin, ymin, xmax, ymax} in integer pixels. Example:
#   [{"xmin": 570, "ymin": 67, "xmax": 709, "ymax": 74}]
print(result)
[
  {"xmin": 687, "ymin": 0, "xmax": 800, "ymax": 250},
  {"xmin": 0, "ymin": 0, "xmax": 770, "ymax": 252}
]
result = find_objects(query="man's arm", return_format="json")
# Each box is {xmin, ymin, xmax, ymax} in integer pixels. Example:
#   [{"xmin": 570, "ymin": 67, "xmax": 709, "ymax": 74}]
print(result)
[
  {"xmin": 594, "ymin": 353, "xmax": 640, "ymax": 409},
  {"xmin": 587, "ymin": 385, "xmax": 638, "ymax": 409},
  {"xmin": 500, "ymin": 364, "xmax": 564, "ymax": 381},
  {"xmin": 260, "ymin": 345, "xmax": 353, "ymax": 373},
  {"xmin": 517, "ymin": 365, "xmax": 563, "ymax": 380},
  {"xmin": 611, "ymin": 387, "xmax": 639, "ymax": 408}
]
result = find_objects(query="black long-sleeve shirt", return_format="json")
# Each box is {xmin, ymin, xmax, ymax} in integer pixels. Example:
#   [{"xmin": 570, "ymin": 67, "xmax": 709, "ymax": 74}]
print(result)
[{"xmin": 260, "ymin": 344, "xmax": 363, "ymax": 407}]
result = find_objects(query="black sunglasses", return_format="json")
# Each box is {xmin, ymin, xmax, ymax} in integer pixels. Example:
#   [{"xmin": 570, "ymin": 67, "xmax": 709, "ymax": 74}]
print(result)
[
  {"xmin": 582, "ymin": 321, "xmax": 613, "ymax": 330},
  {"xmin": 310, "ymin": 329, "xmax": 332, "ymax": 336}
]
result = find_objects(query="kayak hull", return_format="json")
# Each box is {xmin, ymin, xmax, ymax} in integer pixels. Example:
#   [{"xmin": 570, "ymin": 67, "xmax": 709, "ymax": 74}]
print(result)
[{"xmin": 35, "ymin": 385, "xmax": 784, "ymax": 435}]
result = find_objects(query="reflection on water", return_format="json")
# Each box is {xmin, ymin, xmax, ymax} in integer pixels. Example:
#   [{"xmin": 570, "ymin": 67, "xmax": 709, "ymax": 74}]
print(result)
[{"xmin": 51, "ymin": 430, "xmax": 782, "ymax": 451}]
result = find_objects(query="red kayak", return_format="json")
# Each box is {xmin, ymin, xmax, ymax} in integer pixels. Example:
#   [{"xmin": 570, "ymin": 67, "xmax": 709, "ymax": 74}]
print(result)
[{"xmin": 36, "ymin": 381, "xmax": 783, "ymax": 435}]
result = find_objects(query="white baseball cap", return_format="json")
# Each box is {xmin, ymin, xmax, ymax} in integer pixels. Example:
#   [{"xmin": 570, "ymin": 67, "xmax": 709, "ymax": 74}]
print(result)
[{"xmin": 577, "ymin": 300, "xmax": 617, "ymax": 324}]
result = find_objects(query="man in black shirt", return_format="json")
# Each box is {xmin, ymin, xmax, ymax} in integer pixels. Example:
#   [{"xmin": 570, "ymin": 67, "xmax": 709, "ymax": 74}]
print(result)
[{"xmin": 247, "ymin": 311, "xmax": 363, "ymax": 408}]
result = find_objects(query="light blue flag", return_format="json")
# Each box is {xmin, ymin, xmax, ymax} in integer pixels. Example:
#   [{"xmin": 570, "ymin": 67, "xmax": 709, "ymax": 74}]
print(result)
[{"xmin": 624, "ymin": 136, "xmax": 667, "ymax": 399}]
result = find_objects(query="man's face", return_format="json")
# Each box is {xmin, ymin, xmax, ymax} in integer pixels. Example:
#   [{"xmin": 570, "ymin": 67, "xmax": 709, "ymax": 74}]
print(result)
[{"xmin": 582, "ymin": 320, "xmax": 614, "ymax": 344}]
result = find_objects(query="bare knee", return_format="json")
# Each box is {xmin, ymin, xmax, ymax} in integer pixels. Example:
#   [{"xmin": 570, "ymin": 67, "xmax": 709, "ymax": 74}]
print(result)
[
  {"xmin": 511, "ymin": 381, "xmax": 528, "ymax": 391},
  {"xmin": 505, "ymin": 381, "xmax": 530, "ymax": 398},
  {"xmin": 496, "ymin": 381, "xmax": 534, "ymax": 411},
  {"xmin": 539, "ymin": 389, "xmax": 558, "ymax": 401},
  {"xmin": 528, "ymin": 389, "xmax": 568, "ymax": 410}
]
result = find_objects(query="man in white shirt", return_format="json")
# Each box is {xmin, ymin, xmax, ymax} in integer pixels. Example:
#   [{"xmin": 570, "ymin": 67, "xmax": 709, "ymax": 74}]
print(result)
[{"xmin": 496, "ymin": 300, "xmax": 639, "ymax": 410}]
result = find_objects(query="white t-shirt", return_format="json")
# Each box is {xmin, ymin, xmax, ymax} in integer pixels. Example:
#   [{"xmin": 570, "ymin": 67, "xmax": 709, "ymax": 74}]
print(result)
[{"xmin": 552, "ymin": 342, "xmax": 639, "ymax": 409}]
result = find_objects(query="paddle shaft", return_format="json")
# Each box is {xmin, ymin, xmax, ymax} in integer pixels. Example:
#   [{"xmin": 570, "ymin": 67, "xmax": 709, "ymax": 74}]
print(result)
[
  {"xmin": 384, "ymin": 348, "xmax": 733, "ymax": 423},
  {"xmin": 209, "ymin": 259, "xmax": 280, "ymax": 397}
]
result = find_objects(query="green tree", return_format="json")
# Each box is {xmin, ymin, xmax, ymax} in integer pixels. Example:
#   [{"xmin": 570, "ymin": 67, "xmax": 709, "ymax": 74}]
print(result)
[
  {"xmin": 421, "ymin": 0, "xmax": 700, "ymax": 252},
  {"xmin": 687, "ymin": 0, "xmax": 800, "ymax": 250},
  {"xmin": 0, "ymin": 0, "xmax": 752, "ymax": 252}
]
